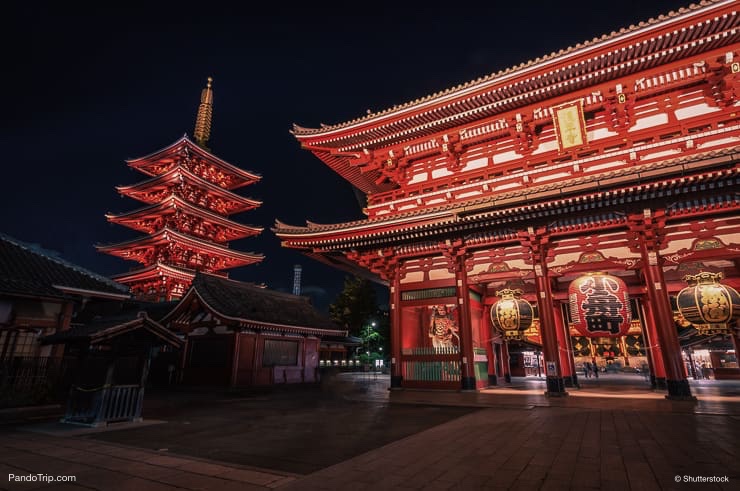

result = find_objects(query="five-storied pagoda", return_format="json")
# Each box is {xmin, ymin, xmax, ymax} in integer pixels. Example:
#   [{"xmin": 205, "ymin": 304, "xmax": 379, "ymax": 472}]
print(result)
[
  {"xmin": 275, "ymin": 0, "xmax": 740, "ymax": 399},
  {"xmin": 99, "ymin": 78, "xmax": 264, "ymax": 301}
]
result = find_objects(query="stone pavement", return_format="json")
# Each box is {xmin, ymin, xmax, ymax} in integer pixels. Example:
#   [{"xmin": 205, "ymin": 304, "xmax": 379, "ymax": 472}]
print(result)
[
  {"xmin": 1, "ymin": 374, "xmax": 739, "ymax": 490},
  {"xmin": 0, "ymin": 430, "xmax": 298, "ymax": 490}
]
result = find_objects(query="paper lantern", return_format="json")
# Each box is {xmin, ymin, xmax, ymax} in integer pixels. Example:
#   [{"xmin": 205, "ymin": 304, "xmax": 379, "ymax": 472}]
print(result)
[
  {"xmin": 568, "ymin": 272, "xmax": 631, "ymax": 338},
  {"xmin": 676, "ymin": 272, "xmax": 740, "ymax": 335},
  {"xmin": 490, "ymin": 289, "xmax": 534, "ymax": 340}
]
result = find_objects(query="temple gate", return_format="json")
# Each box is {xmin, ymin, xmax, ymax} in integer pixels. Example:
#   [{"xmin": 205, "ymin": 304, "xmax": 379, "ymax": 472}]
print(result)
[{"xmin": 275, "ymin": 0, "xmax": 740, "ymax": 399}]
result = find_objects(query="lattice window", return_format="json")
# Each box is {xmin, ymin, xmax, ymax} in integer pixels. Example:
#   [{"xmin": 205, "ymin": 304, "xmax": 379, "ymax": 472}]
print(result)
[{"xmin": 262, "ymin": 339, "xmax": 298, "ymax": 367}]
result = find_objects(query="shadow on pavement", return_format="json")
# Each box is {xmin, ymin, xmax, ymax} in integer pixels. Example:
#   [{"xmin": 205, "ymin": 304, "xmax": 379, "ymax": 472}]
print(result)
[{"xmin": 76, "ymin": 374, "xmax": 478, "ymax": 475}]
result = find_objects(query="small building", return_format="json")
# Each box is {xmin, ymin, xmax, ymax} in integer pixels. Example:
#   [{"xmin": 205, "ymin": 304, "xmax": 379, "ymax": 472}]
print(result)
[
  {"xmin": 0, "ymin": 233, "xmax": 130, "ymax": 360},
  {"xmin": 42, "ymin": 308, "xmax": 182, "ymax": 427},
  {"xmin": 0, "ymin": 233, "xmax": 131, "ymax": 407},
  {"xmin": 161, "ymin": 273, "xmax": 350, "ymax": 386}
]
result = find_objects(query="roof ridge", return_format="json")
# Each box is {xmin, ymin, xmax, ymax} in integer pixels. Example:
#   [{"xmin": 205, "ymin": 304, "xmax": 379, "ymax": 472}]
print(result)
[
  {"xmin": 0, "ymin": 233, "xmax": 128, "ymax": 293},
  {"xmin": 292, "ymin": 0, "xmax": 730, "ymax": 136},
  {"xmin": 196, "ymin": 272, "xmax": 308, "ymax": 301}
]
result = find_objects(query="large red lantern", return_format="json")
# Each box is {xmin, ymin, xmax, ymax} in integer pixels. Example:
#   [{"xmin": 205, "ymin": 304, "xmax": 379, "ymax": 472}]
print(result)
[
  {"xmin": 490, "ymin": 289, "xmax": 534, "ymax": 341},
  {"xmin": 676, "ymin": 272, "xmax": 740, "ymax": 336},
  {"xmin": 568, "ymin": 272, "xmax": 631, "ymax": 338}
]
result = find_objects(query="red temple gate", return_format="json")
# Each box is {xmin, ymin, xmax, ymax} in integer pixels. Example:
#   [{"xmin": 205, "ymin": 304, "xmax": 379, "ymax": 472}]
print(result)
[{"xmin": 275, "ymin": 1, "xmax": 740, "ymax": 399}]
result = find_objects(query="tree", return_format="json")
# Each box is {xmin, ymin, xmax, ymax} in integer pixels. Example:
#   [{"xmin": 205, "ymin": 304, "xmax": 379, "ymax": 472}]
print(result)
[
  {"xmin": 329, "ymin": 276, "xmax": 378, "ymax": 337},
  {"xmin": 329, "ymin": 276, "xmax": 390, "ymax": 363}
]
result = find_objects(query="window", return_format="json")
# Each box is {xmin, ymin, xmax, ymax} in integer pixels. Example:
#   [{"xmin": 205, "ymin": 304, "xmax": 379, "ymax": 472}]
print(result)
[{"xmin": 262, "ymin": 339, "xmax": 298, "ymax": 366}]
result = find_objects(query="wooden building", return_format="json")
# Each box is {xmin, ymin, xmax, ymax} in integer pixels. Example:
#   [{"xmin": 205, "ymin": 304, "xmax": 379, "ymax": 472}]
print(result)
[
  {"xmin": 274, "ymin": 0, "xmax": 740, "ymax": 399},
  {"xmin": 0, "ymin": 233, "xmax": 131, "ymax": 406},
  {"xmin": 43, "ymin": 308, "xmax": 182, "ymax": 427},
  {"xmin": 161, "ymin": 273, "xmax": 351, "ymax": 387},
  {"xmin": 0, "ymin": 233, "xmax": 130, "ymax": 360}
]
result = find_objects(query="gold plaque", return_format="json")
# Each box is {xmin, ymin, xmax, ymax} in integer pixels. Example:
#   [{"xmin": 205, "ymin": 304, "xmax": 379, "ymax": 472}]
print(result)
[{"xmin": 552, "ymin": 100, "xmax": 588, "ymax": 151}]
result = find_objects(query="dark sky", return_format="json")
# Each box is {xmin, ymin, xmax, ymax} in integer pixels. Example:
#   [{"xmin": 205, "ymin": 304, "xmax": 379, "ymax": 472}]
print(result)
[{"xmin": 3, "ymin": 0, "xmax": 691, "ymax": 310}]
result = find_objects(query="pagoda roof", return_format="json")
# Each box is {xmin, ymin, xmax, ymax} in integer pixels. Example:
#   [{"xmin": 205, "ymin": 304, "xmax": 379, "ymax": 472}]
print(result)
[
  {"xmin": 111, "ymin": 262, "xmax": 196, "ymax": 284},
  {"xmin": 0, "ymin": 233, "xmax": 130, "ymax": 300},
  {"xmin": 162, "ymin": 273, "xmax": 347, "ymax": 336},
  {"xmin": 291, "ymin": 0, "xmax": 737, "ymax": 193},
  {"xmin": 273, "ymin": 146, "xmax": 739, "ymax": 248},
  {"xmin": 127, "ymin": 135, "xmax": 261, "ymax": 188},
  {"xmin": 106, "ymin": 195, "xmax": 263, "ymax": 239},
  {"xmin": 42, "ymin": 310, "xmax": 182, "ymax": 349},
  {"xmin": 97, "ymin": 227, "xmax": 264, "ymax": 267},
  {"xmin": 116, "ymin": 165, "xmax": 262, "ymax": 213}
]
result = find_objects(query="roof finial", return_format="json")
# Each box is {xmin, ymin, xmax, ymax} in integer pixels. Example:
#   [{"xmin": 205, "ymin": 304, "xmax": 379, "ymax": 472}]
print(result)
[{"xmin": 193, "ymin": 77, "xmax": 214, "ymax": 151}]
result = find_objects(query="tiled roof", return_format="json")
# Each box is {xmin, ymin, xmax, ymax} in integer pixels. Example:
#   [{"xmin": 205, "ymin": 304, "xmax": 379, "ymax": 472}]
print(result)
[
  {"xmin": 184, "ymin": 273, "xmax": 343, "ymax": 332},
  {"xmin": 126, "ymin": 135, "xmax": 262, "ymax": 183},
  {"xmin": 0, "ymin": 233, "xmax": 130, "ymax": 299},
  {"xmin": 42, "ymin": 307, "xmax": 182, "ymax": 348}
]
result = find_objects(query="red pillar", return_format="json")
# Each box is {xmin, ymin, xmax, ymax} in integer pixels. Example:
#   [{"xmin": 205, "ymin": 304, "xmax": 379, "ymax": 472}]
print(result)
[
  {"xmin": 553, "ymin": 302, "xmax": 575, "ymax": 387},
  {"xmin": 640, "ymin": 300, "xmax": 666, "ymax": 388},
  {"xmin": 485, "ymin": 306, "xmax": 498, "ymax": 386},
  {"xmin": 456, "ymin": 256, "xmax": 476, "ymax": 391},
  {"xmin": 534, "ymin": 262, "xmax": 567, "ymax": 396},
  {"xmin": 639, "ymin": 236, "xmax": 693, "ymax": 399},
  {"xmin": 390, "ymin": 268, "xmax": 403, "ymax": 389}
]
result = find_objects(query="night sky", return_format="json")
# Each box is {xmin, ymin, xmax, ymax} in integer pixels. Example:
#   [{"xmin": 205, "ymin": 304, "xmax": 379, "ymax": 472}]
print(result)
[{"xmin": 4, "ymin": 0, "xmax": 691, "ymax": 310}]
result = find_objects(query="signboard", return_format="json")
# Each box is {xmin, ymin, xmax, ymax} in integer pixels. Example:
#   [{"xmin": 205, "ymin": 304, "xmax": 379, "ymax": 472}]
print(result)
[
  {"xmin": 546, "ymin": 361, "xmax": 557, "ymax": 376},
  {"xmin": 551, "ymin": 99, "xmax": 588, "ymax": 151}
]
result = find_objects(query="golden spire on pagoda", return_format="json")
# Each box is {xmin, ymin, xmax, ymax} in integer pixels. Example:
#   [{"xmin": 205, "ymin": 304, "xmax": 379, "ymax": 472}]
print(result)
[{"xmin": 193, "ymin": 77, "xmax": 214, "ymax": 150}]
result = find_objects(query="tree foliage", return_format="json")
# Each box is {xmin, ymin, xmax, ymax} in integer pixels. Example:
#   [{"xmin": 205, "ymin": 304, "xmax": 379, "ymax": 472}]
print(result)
[{"xmin": 328, "ymin": 276, "xmax": 378, "ymax": 337}]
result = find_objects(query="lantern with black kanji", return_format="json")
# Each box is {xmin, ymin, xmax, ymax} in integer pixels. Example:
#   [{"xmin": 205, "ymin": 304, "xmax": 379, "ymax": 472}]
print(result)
[
  {"xmin": 676, "ymin": 272, "xmax": 740, "ymax": 336},
  {"xmin": 490, "ymin": 289, "xmax": 534, "ymax": 341},
  {"xmin": 568, "ymin": 272, "xmax": 631, "ymax": 337}
]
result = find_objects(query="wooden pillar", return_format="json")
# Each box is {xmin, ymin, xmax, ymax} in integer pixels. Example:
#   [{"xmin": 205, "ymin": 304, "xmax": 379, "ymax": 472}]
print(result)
[
  {"xmin": 301, "ymin": 335, "xmax": 307, "ymax": 382},
  {"xmin": 455, "ymin": 255, "xmax": 476, "ymax": 391},
  {"xmin": 485, "ymin": 306, "xmax": 498, "ymax": 385},
  {"xmin": 52, "ymin": 302, "xmax": 75, "ymax": 359},
  {"xmin": 640, "ymin": 299, "xmax": 665, "ymax": 388},
  {"xmin": 134, "ymin": 351, "xmax": 151, "ymax": 422},
  {"xmin": 230, "ymin": 331, "xmax": 240, "ymax": 387},
  {"xmin": 390, "ymin": 268, "xmax": 403, "ymax": 389},
  {"xmin": 501, "ymin": 341, "xmax": 512, "ymax": 383},
  {"xmin": 252, "ymin": 332, "xmax": 262, "ymax": 386},
  {"xmin": 179, "ymin": 337, "xmax": 189, "ymax": 384},
  {"xmin": 534, "ymin": 263, "xmax": 567, "ymax": 396},
  {"xmin": 522, "ymin": 228, "xmax": 566, "ymax": 396},
  {"xmin": 636, "ymin": 210, "xmax": 693, "ymax": 399},
  {"xmin": 92, "ymin": 359, "xmax": 116, "ymax": 427},
  {"xmin": 561, "ymin": 306, "xmax": 580, "ymax": 388},
  {"xmin": 553, "ymin": 303, "xmax": 575, "ymax": 387}
]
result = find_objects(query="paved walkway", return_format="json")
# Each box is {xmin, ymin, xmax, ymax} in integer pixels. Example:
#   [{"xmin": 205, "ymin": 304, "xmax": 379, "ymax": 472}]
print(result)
[
  {"xmin": 1, "ymin": 375, "xmax": 738, "ymax": 490},
  {"xmin": 0, "ymin": 430, "xmax": 297, "ymax": 490}
]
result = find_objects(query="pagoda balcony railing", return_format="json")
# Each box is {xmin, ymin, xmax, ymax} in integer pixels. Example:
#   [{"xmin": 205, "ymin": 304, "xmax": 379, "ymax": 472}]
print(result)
[{"xmin": 400, "ymin": 346, "xmax": 461, "ymax": 388}]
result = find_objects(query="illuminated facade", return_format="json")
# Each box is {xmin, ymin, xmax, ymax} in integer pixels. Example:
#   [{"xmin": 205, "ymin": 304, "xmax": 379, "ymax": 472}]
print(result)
[
  {"xmin": 99, "ymin": 79, "xmax": 264, "ymax": 301},
  {"xmin": 275, "ymin": 1, "xmax": 740, "ymax": 398}
]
